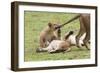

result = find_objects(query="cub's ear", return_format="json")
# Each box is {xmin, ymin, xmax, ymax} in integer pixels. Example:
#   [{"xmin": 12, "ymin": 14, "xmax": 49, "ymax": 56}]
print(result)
[{"xmin": 48, "ymin": 22, "xmax": 52, "ymax": 27}]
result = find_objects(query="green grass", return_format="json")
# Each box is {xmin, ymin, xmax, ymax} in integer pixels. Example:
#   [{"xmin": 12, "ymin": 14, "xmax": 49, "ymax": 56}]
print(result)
[{"xmin": 24, "ymin": 11, "xmax": 90, "ymax": 62}]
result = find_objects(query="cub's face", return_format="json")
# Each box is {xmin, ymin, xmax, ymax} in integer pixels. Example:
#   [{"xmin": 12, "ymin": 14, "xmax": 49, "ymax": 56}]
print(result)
[
  {"xmin": 48, "ymin": 23, "xmax": 55, "ymax": 31},
  {"xmin": 48, "ymin": 22, "xmax": 60, "ymax": 31},
  {"xmin": 53, "ymin": 24, "xmax": 60, "ymax": 30}
]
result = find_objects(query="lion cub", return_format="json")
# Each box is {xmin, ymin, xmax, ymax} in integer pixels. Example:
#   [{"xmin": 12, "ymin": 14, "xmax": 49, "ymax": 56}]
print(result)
[{"xmin": 39, "ymin": 22, "xmax": 61, "ymax": 48}]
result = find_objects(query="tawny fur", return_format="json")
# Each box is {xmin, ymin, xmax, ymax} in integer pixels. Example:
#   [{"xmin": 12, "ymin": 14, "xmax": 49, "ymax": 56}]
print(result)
[{"xmin": 39, "ymin": 22, "xmax": 61, "ymax": 48}]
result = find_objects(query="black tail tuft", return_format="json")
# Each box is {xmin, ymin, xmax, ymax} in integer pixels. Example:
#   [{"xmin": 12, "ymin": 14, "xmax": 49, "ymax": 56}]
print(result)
[
  {"xmin": 65, "ymin": 31, "xmax": 74, "ymax": 40},
  {"xmin": 69, "ymin": 31, "xmax": 74, "ymax": 35}
]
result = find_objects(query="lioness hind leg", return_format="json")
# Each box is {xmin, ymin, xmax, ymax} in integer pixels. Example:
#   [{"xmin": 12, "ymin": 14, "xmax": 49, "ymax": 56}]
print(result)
[
  {"xmin": 76, "ymin": 31, "xmax": 84, "ymax": 48},
  {"xmin": 76, "ymin": 17, "xmax": 85, "ymax": 48},
  {"xmin": 83, "ymin": 34, "xmax": 90, "ymax": 50}
]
